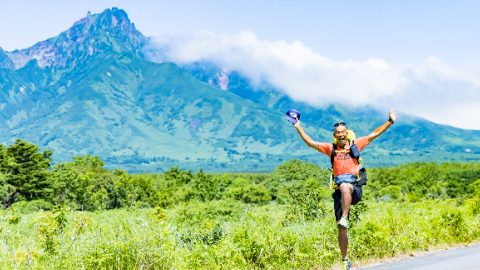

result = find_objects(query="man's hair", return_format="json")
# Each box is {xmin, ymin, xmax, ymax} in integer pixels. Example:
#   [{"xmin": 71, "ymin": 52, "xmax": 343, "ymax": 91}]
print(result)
[{"xmin": 333, "ymin": 122, "xmax": 347, "ymax": 130}]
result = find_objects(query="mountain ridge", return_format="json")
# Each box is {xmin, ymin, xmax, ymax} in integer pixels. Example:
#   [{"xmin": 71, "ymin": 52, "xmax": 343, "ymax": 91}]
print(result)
[
  {"xmin": 0, "ymin": 8, "xmax": 478, "ymax": 172},
  {"xmin": 5, "ymin": 7, "xmax": 146, "ymax": 70}
]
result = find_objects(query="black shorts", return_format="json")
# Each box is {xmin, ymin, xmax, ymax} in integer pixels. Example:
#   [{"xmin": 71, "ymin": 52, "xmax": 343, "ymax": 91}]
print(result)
[{"xmin": 332, "ymin": 184, "xmax": 363, "ymax": 221}]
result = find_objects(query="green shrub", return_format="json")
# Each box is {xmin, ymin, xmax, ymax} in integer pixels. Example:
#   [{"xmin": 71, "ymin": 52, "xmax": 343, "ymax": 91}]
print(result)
[
  {"xmin": 34, "ymin": 212, "xmax": 59, "ymax": 253},
  {"xmin": 11, "ymin": 199, "xmax": 53, "ymax": 213},
  {"xmin": 285, "ymin": 188, "xmax": 328, "ymax": 222},
  {"xmin": 6, "ymin": 208, "xmax": 21, "ymax": 224},
  {"xmin": 439, "ymin": 208, "xmax": 469, "ymax": 241},
  {"xmin": 226, "ymin": 178, "xmax": 272, "ymax": 204}
]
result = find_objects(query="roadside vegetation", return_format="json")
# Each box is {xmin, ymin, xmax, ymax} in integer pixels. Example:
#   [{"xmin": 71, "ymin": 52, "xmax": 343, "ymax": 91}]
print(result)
[{"xmin": 1, "ymin": 139, "xmax": 479, "ymax": 269}]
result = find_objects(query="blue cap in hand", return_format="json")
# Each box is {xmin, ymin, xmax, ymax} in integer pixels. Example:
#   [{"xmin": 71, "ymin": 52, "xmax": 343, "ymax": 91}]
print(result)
[{"xmin": 285, "ymin": 109, "xmax": 301, "ymax": 125}]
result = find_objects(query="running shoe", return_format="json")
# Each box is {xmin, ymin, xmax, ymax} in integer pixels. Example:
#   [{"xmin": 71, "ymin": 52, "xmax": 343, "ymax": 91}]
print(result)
[
  {"xmin": 337, "ymin": 216, "xmax": 349, "ymax": 229},
  {"xmin": 342, "ymin": 258, "xmax": 352, "ymax": 270}
]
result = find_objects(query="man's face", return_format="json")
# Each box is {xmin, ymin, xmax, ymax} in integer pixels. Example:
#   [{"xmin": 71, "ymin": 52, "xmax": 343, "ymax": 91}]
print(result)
[{"xmin": 333, "ymin": 125, "xmax": 348, "ymax": 142}]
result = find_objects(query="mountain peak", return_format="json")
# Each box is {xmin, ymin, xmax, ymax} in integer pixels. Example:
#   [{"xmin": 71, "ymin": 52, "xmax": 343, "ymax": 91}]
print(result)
[
  {"xmin": 72, "ymin": 7, "xmax": 133, "ymax": 33},
  {"xmin": 0, "ymin": 47, "xmax": 15, "ymax": 69},
  {"xmin": 97, "ymin": 7, "xmax": 131, "ymax": 26},
  {"xmin": 64, "ymin": 7, "xmax": 145, "ymax": 52},
  {"xmin": 7, "ymin": 7, "xmax": 146, "ymax": 69}
]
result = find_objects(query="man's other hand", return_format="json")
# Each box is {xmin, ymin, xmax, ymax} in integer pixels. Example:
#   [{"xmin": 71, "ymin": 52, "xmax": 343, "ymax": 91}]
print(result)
[{"xmin": 389, "ymin": 109, "xmax": 398, "ymax": 123}]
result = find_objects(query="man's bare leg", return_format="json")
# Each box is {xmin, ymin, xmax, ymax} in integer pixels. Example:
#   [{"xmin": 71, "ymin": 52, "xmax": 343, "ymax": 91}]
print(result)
[
  {"xmin": 339, "ymin": 183, "xmax": 354, "ymax": 217},
  {"xmin": 338, "ymin": 183, "xmax": 354, "ymax": 261},
  {"xmin": 338, "ymin": 226, "xmax": 348, "ymax": 260}
]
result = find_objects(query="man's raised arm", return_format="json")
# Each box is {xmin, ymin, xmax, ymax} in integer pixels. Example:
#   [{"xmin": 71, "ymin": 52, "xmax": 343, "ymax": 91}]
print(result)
[
  {"xmin": 367, "ymin": 109, "xmax": 398, "ymax": 143},
  {"xmin": 294, "ymin": 120, "xmax": 321, "ymax": 150}
]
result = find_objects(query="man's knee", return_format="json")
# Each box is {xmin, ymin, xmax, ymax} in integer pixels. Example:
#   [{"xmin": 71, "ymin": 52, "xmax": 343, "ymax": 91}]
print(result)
[{"xmin": 339, "ymin": 183, "xmax": 353, "ymax": 193}]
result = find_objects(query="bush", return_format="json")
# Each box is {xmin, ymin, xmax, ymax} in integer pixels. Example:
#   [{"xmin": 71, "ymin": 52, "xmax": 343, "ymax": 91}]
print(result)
[
  {"xmin": 226, "ymin": 178, "xmax": 272, "ymax": 204},
  {"xmin": 285, "ymin": 188, "xmax": 328, "ymax": 222},
  {"xmin": 11, "ymin": 199, "xmax": 53, "ymax": 213},
  {"xmin": 265, "ymin": 160, "xmax": 329, "ymax": 204},
  {"xmin": 34, "ymin": 212, "xmax": 60, "ymax": 253}
]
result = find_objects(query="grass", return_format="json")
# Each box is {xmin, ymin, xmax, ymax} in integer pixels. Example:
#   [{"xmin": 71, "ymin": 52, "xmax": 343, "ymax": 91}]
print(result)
[{"xmin": 0, "ymin": 197, "xmax": 479, "ymax": 269}]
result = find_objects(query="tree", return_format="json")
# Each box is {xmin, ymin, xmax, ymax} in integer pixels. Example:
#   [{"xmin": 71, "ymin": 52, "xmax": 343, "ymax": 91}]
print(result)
[
  {"xmin": 51, "ymin": 154, "xmax": 107, "ymax": 210},
  {"xmin": 0, "ymin": 139, "xmax": 52, "ymax": 202}
]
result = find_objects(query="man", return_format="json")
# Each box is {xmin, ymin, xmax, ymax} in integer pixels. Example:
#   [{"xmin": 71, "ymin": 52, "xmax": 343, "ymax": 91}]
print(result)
[{"xmin": 292, "ymin": 109, "xmax": 398, "ymax": 270}]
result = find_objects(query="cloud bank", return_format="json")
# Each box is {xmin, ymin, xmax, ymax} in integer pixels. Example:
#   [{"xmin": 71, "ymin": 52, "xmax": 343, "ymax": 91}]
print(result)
[{"xmin": 151, "ymin": 31, "xmax": 480, "ymax": 130}]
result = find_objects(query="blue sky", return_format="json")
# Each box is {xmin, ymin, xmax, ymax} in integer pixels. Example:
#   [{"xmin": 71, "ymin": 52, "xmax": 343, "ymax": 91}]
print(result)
[{"xmin": 1, "ymin": 1, "xmax": 479, "ymax": 129}]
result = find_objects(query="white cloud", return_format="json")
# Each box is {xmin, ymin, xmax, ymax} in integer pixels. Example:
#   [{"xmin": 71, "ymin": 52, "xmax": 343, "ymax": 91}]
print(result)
[
  {"xmin": 151, "ymin": 31, "xmax": 480, "ymax": 130},
  {"xmin": 420, "ymin": 103, "xmax": 480, "ymax": 130}
]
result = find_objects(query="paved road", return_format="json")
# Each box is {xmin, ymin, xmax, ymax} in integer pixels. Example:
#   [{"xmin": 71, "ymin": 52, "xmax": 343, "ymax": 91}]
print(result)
[{"xmin": 358, "ymin": 244, "xmax": 480, "ymax": 270}]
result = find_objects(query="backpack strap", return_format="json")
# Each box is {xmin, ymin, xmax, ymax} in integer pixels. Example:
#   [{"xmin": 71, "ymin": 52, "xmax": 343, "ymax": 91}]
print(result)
[
  {"xmin": 357, "ymin": 166, "xmax": 367, "ymax": 186},
  {"xmin": 331, "ymin": 141, "xmax": 358, "ymax": 164},
  {"xmin": 349, "ymin": 140, "xmax": 359, "ymax": 161},
  {"xmin": 331, "ymin": 141, "xmax": 367, "ymax": 187},
  {"xmin": 329, "ymin": 143, "xmax": 338, "ymax": 189},
  {"xmin": 330, "ymin": 143, "xmax": 336, "ymax": 168}
]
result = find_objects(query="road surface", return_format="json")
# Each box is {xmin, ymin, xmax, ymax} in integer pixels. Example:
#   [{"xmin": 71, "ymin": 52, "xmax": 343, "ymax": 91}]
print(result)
[{"xmin": 358, "ymin": 244, "xmax": 480, "ymax": 270}]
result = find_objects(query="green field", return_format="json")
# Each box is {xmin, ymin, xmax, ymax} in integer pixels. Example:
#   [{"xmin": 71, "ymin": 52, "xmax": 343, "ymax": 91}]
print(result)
[
  {"xmin": 1, "ymin": 140, "xmax": 479, "ymax": 269},
  {"xmin": 1, "ymin": 197, "xmax": 479, "ymax": 269}
]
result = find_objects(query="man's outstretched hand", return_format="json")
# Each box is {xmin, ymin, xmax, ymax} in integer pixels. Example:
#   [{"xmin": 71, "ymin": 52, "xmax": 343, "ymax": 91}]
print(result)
[
  {"xmin": 294, "ymin": 118, "xmax": 301, "ymax": 128},
  {"xmin": 389, "ymin": 109, "xmax": 398, "ymax": 123}
]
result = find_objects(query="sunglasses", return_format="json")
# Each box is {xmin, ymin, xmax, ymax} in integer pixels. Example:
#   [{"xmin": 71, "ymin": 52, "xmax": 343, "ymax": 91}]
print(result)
[{"xmin": 333, "ymin": 122, "xmax": 347, "ymax": 128}]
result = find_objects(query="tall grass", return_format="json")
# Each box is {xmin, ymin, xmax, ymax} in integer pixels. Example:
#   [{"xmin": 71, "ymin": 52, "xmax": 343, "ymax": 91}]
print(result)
[{"xmin": 1, "ymin": 197, "xmax": 479, "ymax": 269}]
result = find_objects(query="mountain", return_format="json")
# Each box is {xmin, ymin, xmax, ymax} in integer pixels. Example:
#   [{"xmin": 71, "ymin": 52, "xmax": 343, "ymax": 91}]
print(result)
[
  {"xmin": 0, "ymin": 8, "xmax": 479, "ymax": 172},
  {"xmin": 6, "ymin": 8, "xmax": 146, "ymax": 70},
  {"xmin": 0, "ymin": 48, "xmax": 15, "ymax": 69}
]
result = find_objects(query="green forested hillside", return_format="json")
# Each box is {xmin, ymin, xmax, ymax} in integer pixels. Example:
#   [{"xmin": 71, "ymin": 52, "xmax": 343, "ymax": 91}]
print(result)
[{"xmin": 1, "ymin": 140, "xmax": 479, "ymax": 211}]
